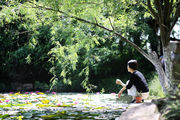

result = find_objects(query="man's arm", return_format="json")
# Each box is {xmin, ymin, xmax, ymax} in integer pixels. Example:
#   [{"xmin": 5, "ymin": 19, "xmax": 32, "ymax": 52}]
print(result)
[
  {"xmin": 116, "ymin": 79, "xmax": 126, "ymax": 87},
  {"xmin": 118, "ymin": 86, "xmax": 126, "ymax": 98},
  {"xmin": 126, "ymin": 77, "xmax": 134, "ymax": 89}
]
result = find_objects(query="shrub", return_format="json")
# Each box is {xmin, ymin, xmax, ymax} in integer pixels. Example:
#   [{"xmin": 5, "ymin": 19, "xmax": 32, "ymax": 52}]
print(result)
[
  {"xmin": 148, "ymin": 73, "xmax": 165, "ymax": 98},
  {"xmin": 97, "ymin": 76, "xmax": 128, "ymax": 93},
  {"xmin": 34, "ymin": 81, "xmax": 49, "ymax": 91},
  {"xmin": 0, "ymin": 83, "xmax": 6, "ymax": 92},
  {"xmin": 165, "ymin": 100, "xmax": 180, "ymax": 120},
  {"xmin": 164, "ymin": 86, "xmax": 180, "ymax": 120}
]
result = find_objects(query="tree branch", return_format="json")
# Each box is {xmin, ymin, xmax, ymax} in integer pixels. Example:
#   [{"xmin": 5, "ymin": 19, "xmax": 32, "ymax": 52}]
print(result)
[
  {"xmin": 164, "ymin": 0, "xmax": 170, "ymax": 20},
  {"xmin": 28, "ymin": 1, "xmax": 153, "ymax": 63},
  {"xmin": 135, "ymin": 0, "xmax": 160, "ymax": 24},
  {"xmin": 16, "ymin": 30, "xmax": 32, "ymax": 35},
  {"xmin": 147, "ymin": 0, "xmax": 159, "ymax": 21},
  {"xmin": 168, "ymin": 0, "xmax": 174, "ymax": 20},
  {"xmin": 155, "ymin": 0, "xmax": 163, "ymax": 23}
]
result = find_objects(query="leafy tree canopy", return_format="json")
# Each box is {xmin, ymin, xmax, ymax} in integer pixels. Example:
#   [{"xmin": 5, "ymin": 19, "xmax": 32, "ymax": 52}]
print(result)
[{"xmin": 0, "ymin": 0, "xmax": 167, "ymax": 92}]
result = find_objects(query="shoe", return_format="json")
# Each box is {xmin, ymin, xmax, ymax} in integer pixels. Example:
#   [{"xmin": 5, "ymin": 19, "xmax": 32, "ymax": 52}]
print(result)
[{"xmin": 130, "ymin": 99, "xmax": 136, "ymax": 103}]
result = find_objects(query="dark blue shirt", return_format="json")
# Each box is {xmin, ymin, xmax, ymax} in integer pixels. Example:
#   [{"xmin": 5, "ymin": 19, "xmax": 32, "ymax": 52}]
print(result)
[{"xmin": 126, "ymin": 70, "xmax": 149, "ymax": 93}]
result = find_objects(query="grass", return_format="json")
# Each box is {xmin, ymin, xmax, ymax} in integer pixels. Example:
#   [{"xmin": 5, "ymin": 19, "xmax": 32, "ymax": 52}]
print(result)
[{"xmin": 148, "ymin": 73, "xmax": 165, "ymax": 99}]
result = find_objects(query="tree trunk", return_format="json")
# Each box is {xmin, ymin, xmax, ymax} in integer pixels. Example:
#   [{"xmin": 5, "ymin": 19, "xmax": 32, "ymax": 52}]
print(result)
[
  {"xmin": 148, "ymin": 51, "xmax": 169, "ymax": 93},
  {"xmin": 163, "ymin": 45, "xmax": 172, "ymax": 88},
  {"xmin": 146, "ymin": 0, "xmax": 180, "ymax": 94},
  {"xmin": 169, "ymin": 41, "xmax": 180, "ymax": 89},
  {"xmin": 155, "ymin": 65, "xmax": 169, "ymax": 92}
]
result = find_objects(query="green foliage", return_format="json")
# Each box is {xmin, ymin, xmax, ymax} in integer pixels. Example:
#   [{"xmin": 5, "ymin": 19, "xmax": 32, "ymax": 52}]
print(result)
[
  {"xmin": 160, "ymin": 87, "xmax": 180, "ymax": 120},
  {"xmin": 1, "ymin": 0, "xmax": 179, "ymax": 119},
  {"xmin": 0, "ymin": 0, "xmax": 156, "ymax": 92},
  {"xmin": 149, "ymin": 83, "xmax": 180, "ymax": 120},
  {"xmin": 47, "ymin": 14, "xmax": 154, "ymax": 92},
  {"xmin": 34, "ymin": 81, "xmax": 49, "ymax": 91},
  {"xmin": 0, "ymin": 93, "xmax": 127, "ymax": 119},
  {"xmin": 148, "ymin": 73, "xmax": 165, "ymax": 98},
  {"xmin": 0, "ymin": 2, "xmax": 54, "ymax": 85},
  {"xmin": 96, "ymin": 76, "xmax": 127, "ymax": 93},
  {"xmin": 47, "ymin": 17, "xmax": 124, "ymax": 91},
  {"xmin": 41, "ymin": 110, "xmax": 99, "ymax": 119},
  {"xmin": 0, "ymin": 114, "xmax": 10, "ymax": 119},
  {"xmin": 165, "ymin": 100, "xmax": 180, "ymax": 120}
]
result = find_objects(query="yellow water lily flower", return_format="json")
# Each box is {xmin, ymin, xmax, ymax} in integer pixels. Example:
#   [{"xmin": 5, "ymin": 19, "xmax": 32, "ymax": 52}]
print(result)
[
  {"xmin": 26, "ymin": 101, "xmax": 32, "ymax": 104},
  {"xmin": 15, "ymin": 92, "xmax": 21, "ymax": 95},
  {"xmin": 41, "ymin": 99, "xmax": 50, "ymax": 104},
  {"xmin": 17, "ymin": 116, "xmax": 23, "ymax": 120},
  {"xmin": 37, "ymin": 92, "xmax": 44, "ymax": 95}
]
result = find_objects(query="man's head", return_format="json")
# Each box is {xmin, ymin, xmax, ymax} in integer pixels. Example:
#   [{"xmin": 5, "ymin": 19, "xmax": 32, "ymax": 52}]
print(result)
[{"xmin": 127, "ymin": 60, "xmax": 138, "ymax": 72}]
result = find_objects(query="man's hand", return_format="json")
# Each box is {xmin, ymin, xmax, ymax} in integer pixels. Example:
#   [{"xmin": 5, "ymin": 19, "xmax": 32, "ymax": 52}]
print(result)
[
  {"xmin": 116, "ymin": 79, "xmax": 121, "ymax": 85},
  {"xmin": 118, "ymin": 92, "xmax": 122, "ymax": 98},
  {"xmin": 117, "ymin": 86, "xmax": 126, "ymax": 98}
]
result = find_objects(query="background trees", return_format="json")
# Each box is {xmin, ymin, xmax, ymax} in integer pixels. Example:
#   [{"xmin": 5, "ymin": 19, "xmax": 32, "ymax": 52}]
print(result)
[
  {"xmin": 0, "ymin": 1, "xmax": 179, "ymax": 119},
  {"xmin": 29, "ymin": 0, "xmax": 180, "ymax": 93},
  {"xmin": 0, "ymin": 0, "xmax": 179, "ymax": 93},
  {"xmin": 0, "ymin": 2, "xmax": 53, "ymax": 91}
]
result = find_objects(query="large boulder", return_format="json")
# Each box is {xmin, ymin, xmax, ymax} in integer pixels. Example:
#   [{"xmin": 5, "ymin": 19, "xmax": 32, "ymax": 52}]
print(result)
[{"xmin": 119, "ymin": 102, "xmax": 161, "ymax": 120}]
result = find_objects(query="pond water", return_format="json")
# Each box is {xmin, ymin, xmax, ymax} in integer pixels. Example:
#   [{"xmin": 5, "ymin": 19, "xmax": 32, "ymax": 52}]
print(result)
[{"xmin": 0, "ymin": 92, "xmax": 132, "ymax": 120}]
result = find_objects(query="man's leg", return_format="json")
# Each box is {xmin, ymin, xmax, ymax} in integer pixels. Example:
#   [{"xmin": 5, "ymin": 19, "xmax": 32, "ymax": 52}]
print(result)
[
  {"xmin": 141, "ymin": 92, "xmax": 149, "ymax": 100},
  {"xmin": 127, "ymin": 85, "xmax": 137, "ymax": 103}
]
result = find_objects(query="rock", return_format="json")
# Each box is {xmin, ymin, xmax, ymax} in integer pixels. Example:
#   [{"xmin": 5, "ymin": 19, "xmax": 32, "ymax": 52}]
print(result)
[
  {"xmin": 119, "ymin": 102, "xmax": 161, "ymax": 120},
  {"xmin": 11, "ymin": 82, "xmax": 33, "ymax": 91}
]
